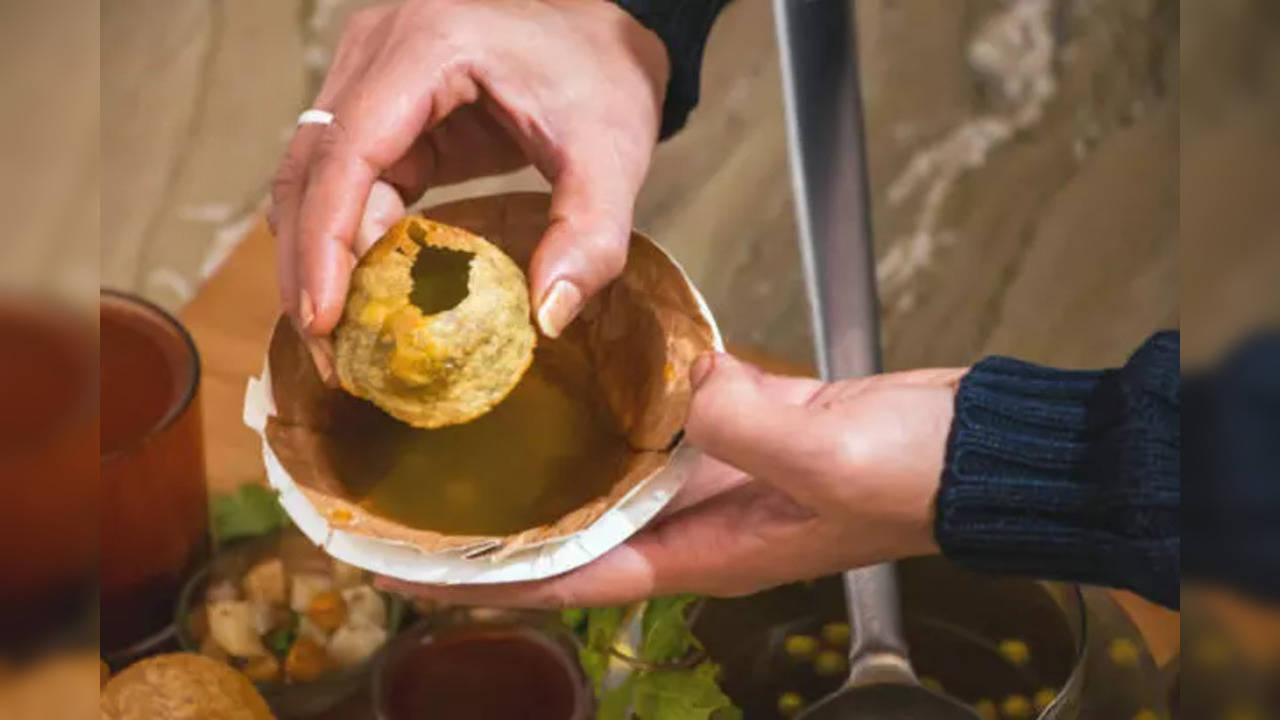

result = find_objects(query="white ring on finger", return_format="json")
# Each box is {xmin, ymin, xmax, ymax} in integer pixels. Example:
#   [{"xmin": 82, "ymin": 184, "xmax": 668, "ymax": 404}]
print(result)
[{"xmin": 296, "ymin": 109, "xmax": 335, "ymax": 127}]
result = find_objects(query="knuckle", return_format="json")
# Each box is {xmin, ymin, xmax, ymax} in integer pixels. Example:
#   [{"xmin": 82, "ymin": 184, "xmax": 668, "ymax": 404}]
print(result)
[
  {"xmin": 577, "ymin": 221, "xmax": 629, "ymax": 281},
  {"xmin": 270, "ymin": 158, "xmax": 305, "ymax": 206}
]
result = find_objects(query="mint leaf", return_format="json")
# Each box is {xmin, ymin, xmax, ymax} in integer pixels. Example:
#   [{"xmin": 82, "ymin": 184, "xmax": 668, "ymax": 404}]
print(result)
[
  {"xmin": 597, "ymin": 675, "xmax": 636, "ymax": 720},
  {"xmin": 640, "ymin": 595, "xmax": 700, "ymax": 664},
  {"xmin": 631, "ymin": 662, "xmax": 737, "ymax": 720},
  {"xmin": 212, "ymin": 484, "xmax": 289, "ymax": 544},
  {"xmin": 579, "ymin": 645, "xmax": 611, "ymax": 698},
  {"xmin": 577, "ymin": 605, "xmax": 626, "ymax": 696},
  {"xmin": 586, "ymin": 606, "xmax": 626, "ymax": 651}
]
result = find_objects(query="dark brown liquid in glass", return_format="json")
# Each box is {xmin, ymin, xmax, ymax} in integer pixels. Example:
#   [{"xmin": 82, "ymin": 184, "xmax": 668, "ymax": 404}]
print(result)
[
  {"xmin": 100, "ymin": 293, "xmax": 208, "ymax": 656},
  {"xmin": 0, "ymin": 302, "xmax": 96, "ymax": 654},
  {"xmin": 384, "ymin": 624, "xmax": 585, "ymax": 720}
]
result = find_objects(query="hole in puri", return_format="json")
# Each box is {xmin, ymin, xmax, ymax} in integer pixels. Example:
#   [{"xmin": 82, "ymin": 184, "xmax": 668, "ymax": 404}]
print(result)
[{"xmin": 409, "ymin": 244, "xmax": 473, "ymax": 315}]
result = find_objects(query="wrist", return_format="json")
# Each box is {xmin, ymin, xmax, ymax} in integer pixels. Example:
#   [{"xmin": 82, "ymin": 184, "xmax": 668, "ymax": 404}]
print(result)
[{"xmin": 848, "ymin": 374, "xmax": 964, "ymax": 562}]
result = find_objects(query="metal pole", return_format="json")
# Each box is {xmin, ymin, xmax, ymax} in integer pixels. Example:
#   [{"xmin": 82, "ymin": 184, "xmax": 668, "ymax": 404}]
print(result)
[
  {"xmin": 773, "ymin": 0, "xmax": 915, "ymax": 686},
  {"xmin": 772, "ymin": 0, "xmax": 882, "ymax": 380}
]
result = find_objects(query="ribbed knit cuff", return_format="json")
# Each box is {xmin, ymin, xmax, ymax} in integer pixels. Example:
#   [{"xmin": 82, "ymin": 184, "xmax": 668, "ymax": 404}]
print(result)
[
  {"xmin": 935, "ymin": 334, "xmax": 1181, "ymax": 608},
  {"xmin": 937, "ymin": 358, "xmax": 1110, "ymax": 575},
  {"xmin": 614, "ymin": 0, "xmax": 731, "ymax": 138}
]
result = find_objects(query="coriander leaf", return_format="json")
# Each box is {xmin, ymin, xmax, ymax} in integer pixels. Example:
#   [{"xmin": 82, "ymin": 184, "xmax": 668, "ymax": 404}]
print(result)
[
  {"xmin": 640, "ymin": 595, "xmax": 700, "ymax": 664},
  {"xmin": 631, "ymin": 663, "xmax": 737, "ymax": 720},
  {"xmin": 212, "ymin": 484, "xmax": 290, "ymax": 544},
  {"xmin": 597, "ymin": 675, "xmax": 636, "ymax": 720}
]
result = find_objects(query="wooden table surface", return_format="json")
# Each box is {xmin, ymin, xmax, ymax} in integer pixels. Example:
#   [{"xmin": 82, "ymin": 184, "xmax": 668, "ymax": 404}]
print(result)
[{"xmin": 180, "ymin": 219, "xmax": 1180, "ymax": 668}]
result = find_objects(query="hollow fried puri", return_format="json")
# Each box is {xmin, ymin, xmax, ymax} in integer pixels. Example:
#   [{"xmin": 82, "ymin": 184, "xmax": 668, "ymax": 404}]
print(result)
[
  {"xmin": 99, "ymin": 653, "xmax": 274, "ymax": 720},
  {"xmin": 334, "ymin": 217, "xmax": 536, "ymax": 428}
]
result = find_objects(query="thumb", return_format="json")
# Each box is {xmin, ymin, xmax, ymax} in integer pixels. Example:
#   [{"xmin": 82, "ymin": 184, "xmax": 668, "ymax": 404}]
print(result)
[{"xmin": 685, "ymin": 354, "xmax": 834, "ymax": 507}]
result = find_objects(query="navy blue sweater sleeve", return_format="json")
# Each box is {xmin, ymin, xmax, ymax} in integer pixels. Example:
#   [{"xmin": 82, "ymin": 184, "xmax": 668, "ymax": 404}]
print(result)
[
  {"xmin": 935, "ymin": 332, "xmax": 1181, "ymax": 609},
  {"xmin": 1183, "ymin": 334, "xmax": 1280, "ymax": 602},
  {"xmin": 613, "ymin": 0, "xmax": 733, "ymax": 138}
]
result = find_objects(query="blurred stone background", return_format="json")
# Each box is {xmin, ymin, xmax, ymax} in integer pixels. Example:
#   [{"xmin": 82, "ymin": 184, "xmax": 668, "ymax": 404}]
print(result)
[{"xmin": 97, "ymin": 0, "xmax": 1192, "ymax": 370}]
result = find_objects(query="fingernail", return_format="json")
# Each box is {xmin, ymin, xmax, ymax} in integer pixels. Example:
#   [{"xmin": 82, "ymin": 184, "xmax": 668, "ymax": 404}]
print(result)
[
  {"xmin": 304, "ymin": 335, "xmax": 338, "ymax": 388},
  {"xmin": 536, "ymin": 279, "xmax": 583, "ymax": 338},
  {"xmin": 690, "ymin": 352, "xmax": 717, "ymax": 390},
  {"xmin": 298, "ymin": 289, "xmax": 316, "ymax": 331}
]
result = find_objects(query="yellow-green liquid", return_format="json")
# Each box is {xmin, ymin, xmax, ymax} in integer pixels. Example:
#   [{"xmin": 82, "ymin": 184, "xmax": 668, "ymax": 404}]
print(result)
[{"xmin": 326, "ymin": 348, "xmax": 632, "ymax": 536}]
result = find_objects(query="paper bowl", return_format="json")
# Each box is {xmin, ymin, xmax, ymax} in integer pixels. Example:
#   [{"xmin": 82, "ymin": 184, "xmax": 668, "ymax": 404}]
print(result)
[{"xmin": 243, "ymin": 193, "xmax": 722, "ymax": 585}]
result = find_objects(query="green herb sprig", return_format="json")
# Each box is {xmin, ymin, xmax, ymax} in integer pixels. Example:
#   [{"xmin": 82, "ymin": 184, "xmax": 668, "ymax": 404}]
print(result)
[
  {"xmin": 563, "ymin": 596, "xmax": 740, "ymax": 720},
  {"xmin": 211, "ymin": 484, "xmax": 291, "ymax": 544}
]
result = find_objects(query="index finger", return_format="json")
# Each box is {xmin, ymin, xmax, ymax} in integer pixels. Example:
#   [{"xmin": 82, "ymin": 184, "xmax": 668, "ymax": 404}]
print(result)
[{"xmin": 294, "ymin": 42, "xmax": 477, "ymax": 335}]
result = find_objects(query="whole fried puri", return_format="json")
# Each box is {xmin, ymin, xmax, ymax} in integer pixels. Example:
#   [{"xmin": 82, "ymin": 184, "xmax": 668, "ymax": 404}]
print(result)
[
  {"xmin": 334, "ymin": 217, "xmax": 536, "ymax": 428},
  {"xmin": 99, "ymin": 653, "xmax": 274, "ymax": 720}
]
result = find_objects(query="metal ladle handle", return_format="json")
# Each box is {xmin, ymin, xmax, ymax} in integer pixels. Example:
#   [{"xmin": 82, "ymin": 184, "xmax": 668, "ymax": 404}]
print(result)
[
  {"xmin": 773, "ymin": 0, "xmax": 917, "ymax": 688},
  {"xmin": 843, "ymin": 565, "xmax": 915, "ymax": 685}
]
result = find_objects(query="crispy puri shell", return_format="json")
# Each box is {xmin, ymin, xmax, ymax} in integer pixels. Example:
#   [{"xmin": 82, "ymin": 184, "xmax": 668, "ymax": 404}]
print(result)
[
  {"xmin": 266, "ymin": 193, "xmax": 716, "ymax": 555},
  {"xmin": 335, "ymin": 217, "xmax": 536, "ymax": 428},
  {"xmin": 99, "ymin": 653, "xmax": 275, "ymax": 720}
]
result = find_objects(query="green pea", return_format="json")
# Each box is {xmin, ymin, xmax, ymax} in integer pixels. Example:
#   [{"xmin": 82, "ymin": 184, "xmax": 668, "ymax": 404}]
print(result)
[
  {"xmin": 782, "ymin": 634, "xmax": 820, "ymax": 661},
  {"xmin": 1032, "ymin": 687, "xmax": 1057, "ymax": 712},
  {"xmin": 1000, "ymin": 694, "xmax": 1033, "ymax": 720},
  {"xmin": 996, "ymin": 638, "xmax": 1031, "ymax": 667},
  {"xmin": 812, "ymin": 649, "xmax": 847, "ymax": 677},
  {"xmin": 777, "ymin": 691, "xmax": 806, "ymax": 717},
  {"xmin": 973, "ymin": 699, "xmax": 998, "ymax": 720},
  {"xmin": 820, "ymin": 621, "xmax": 851, "ymax": 648}
]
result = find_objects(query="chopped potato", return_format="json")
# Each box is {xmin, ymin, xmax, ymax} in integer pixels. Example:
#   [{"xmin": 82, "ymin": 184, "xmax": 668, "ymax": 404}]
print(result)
[
  {"xmin": 297, "ymin": 616, "xmax": 328, "ymax": 646},
  {"xmin": 249, "ymin": 600, "xmax": 278, "ymax": 636},
  {"xmin": 328, "ymin": 618, "xmax": 389, "ymax": 667},
  {"xmin": 205, "ymin": 578, "xmax": 239, "ymax": 603},
  {"xmin": 331, "ymin": 560, "xmax": 365, "ymax": 589},
  {"xmin": 242, "ymin": 558, "xmax": 287, "ymax": 605},
  {"xmin": 208, "ymin": 601, "xmax": 269, "ymax": 658},
  {"xmin": 290, "ymin": 573, "xmax": 334, "ymax": 613},
  {"xmin": 284, "ymin": 637, "xmax": 333, "ymax": 683},
  {"xmin": 341, "ymin": 585, "xmax": 387, "ymax": 629},
  {"xmin": 307, "ymin": 591, "xmax": 348, "ymax": 632},
  {"xmin": 242, "ymin": 654, "xmax": 282, "ymax": 684}
]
